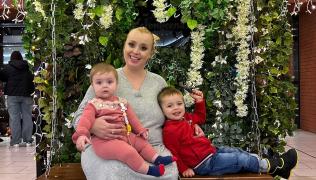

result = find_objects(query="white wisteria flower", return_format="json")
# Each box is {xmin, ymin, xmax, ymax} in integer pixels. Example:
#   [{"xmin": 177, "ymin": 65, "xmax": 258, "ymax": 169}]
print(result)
[
  {"xmin": 100, "ymin": 5, "xmax": 113, "ymax": 29},
  {"xmin": 33, "ymin": 1, "xmax": 46, "ymax": 19},
  {"xmin": 73, "ymin": 3, "xmax": 84, "ymax": 20},
  {"xmin": 213, "ymin": 100, "xmax": 223, "ymax": 109},
  {"xmin": 152, "ymin": 0, "xmax": 171, "ymax": 23},
  {"xmin": 232, "ymin": 0, "xmax": 251, "ymax": 117},
  {"xmin": 87, "ymin": 0, "xmax": 96, "ymax": 8},
  {"xmin": 185, "ymin": 25, "xmax": 206, "ymax": 106},
  {"xmin": 183, "ymin": 93, "xmax": 194, "ymax": 107}
]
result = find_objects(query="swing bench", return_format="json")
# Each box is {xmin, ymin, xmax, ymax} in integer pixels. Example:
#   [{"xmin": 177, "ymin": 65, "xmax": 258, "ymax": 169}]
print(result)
[{"xmin": 37, "ymin": 163, "xmax": 272, "ymax": 180}]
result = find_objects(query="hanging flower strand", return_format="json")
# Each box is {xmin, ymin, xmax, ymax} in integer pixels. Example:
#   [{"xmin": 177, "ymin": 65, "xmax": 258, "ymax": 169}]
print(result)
[
  {"xmin": 152, "ymin": 0, "xmax": 171, "ymax": 23},
  {"xmin": 33, "ymin": 0, "xmax": 47, "ymax": 19},
  {"xmin": 99, "ymin": 5, "xmax": 113, "ymax": 29},
  {"xmin": 184, "ymin": 25, "xmax": 206, "ymax": 106},
  {"xmin": 232, "ymin": 0, "xmax": 251, "ymax": 117}
]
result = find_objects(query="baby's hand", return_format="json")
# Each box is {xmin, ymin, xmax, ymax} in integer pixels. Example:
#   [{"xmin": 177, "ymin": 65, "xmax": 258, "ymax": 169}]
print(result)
[
  {"xmin": 76, "ymin": 136, "xmax": 91, "ymax": 152},
  {"xmin": 141, "ymin": 131, "xmax": 149, "ymax": 140},
  {"xmin": 190, "ymin": 89, "xmax": 204, "ymax": 103}
]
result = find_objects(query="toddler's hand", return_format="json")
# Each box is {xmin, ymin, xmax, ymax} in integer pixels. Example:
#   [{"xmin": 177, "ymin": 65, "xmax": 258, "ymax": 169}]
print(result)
[
  {"xmin": 76, "ymin": 136, "xmax": 91, "ymax": 152},
  {"xmin": 182, "ymin": 168, "xmax": 195, "ymax": 177},
  {"xmin": 141, "ymin": 131, "xmax": 149, "ymax": 140},
  {"xmin": 190, "ymin": 89, "xmax": 204, "ymax": 103}
]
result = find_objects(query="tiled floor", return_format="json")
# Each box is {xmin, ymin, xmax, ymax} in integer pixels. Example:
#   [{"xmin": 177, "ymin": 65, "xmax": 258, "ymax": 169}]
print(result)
[
  {"xmin": 285, "ymin": 130, "xmax": 316, "ymax": 179},
  {"xmin": 0, "ymin": 129, "xmax": 315, "ymax": 180},
  {"xmin": 0, "ymin": 137, "xmax": 36, "ymax": 180}
]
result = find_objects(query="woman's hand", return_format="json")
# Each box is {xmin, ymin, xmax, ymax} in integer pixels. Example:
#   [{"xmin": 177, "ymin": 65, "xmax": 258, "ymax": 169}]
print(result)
[
  {"xmin": 182, "ymin": 168, "xmax": 195, "ymax": 177},
  {"xmin": 91, "ymin": 115, "xmax": 126, "ymax": 140},
  {"xmin": 76, "ymin": 136, "xmax": 91, "ymax": 152},
  {"xmin": 194, "ymin": 124, "xmax": 205, "ymax": 137}
]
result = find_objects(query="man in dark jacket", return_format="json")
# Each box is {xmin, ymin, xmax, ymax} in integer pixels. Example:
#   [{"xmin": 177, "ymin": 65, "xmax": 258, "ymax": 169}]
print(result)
[{"xmin": 0, "ymin": 51, "xmax": 35, "ymax": 147}]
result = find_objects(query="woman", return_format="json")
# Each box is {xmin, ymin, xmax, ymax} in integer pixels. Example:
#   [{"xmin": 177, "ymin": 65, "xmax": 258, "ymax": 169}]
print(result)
[
  {"xmin": 0, "ymin": 51, "xmax": 34, "ymax": 147},
  {"xmin": 73, "ymin": 27, "xmax": 205, "ymax": 179}
]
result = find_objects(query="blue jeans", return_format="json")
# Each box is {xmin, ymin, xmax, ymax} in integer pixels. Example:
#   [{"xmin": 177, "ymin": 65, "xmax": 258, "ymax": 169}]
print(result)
[
  {"xmin": 7, "ymin": 96, "xmax": 33, "ymax": 146},
  {"xmin": 194, "ymin": 146, "xmax": 259, "ymax": 175}
]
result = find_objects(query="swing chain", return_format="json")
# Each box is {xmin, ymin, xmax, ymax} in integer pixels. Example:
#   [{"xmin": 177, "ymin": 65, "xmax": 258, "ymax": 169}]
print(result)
[
  {"xmin": 249, "ymin": 0, "xmax": 262, "ymax": 158},
  {"xmin": 46, "ymin": 0, "xmax": 58, "ymax": 177}
]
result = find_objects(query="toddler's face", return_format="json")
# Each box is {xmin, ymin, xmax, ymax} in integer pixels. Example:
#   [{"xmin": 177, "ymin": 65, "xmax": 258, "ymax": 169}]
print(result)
[
  {"xmin": 92, "ymin": 72, "xmax": 117, "ymax": 100},
  {"xmin": 160, "ymin": 94, "xmax": 185, "ymax": 120}
]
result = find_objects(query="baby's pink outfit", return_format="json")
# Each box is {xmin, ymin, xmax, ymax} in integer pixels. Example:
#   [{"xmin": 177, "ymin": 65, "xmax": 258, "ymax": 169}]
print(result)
[{"xmin": 72, "ymin": 96, "xmax": 157, "ymax": 171}]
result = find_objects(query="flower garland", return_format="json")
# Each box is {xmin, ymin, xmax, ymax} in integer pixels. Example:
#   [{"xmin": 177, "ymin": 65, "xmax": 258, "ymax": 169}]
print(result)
[
  {"xmin": 99, "ymin": 5, "xmax": 113, "ymax": 30},
  {"xmin": 232, "ymin": 0, "xmax": 251, "ymax": 117},
  {"xmin": 152, "ymin": 0, "xmax": 171, "ymax": 23},
  {"xmin": 184, "ymin": 25, "xmax": 206, "ymax": 106}
]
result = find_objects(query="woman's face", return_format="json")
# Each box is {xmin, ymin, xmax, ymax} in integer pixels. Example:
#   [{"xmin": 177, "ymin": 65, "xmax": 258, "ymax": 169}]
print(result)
[{"xmin": 123, "ymin": 29, "xmax": 154, "ymax": 70}]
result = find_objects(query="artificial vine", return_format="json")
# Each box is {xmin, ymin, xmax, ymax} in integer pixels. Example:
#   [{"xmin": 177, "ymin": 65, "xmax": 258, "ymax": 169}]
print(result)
[{"xmin": 23, "ymin": 0, "xmax": 296, "ymax": 165}]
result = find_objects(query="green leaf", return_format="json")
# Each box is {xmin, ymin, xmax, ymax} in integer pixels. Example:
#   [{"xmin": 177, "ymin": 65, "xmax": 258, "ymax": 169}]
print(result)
[
  {"xmin": 115, "ymin": 8, "xmax": 123, "ymax": 21},
  {"xmin": 269, "ymin": 87, "xmax": 278, "ymax": 94},
  {"xmin": 94, "ymin": 6, "xmax": 104, "ymax": 17},
  {"xmin": 187, "ymin": 19, "xmax": 198, "ymax": 30},
  {"xmin": 76, "ymin": 0, "xmax": 85, "ymax": 3},
  {"xmin": 99, "ymin": 36, "xmax": 108, "ymax": 46},
  {"xmin": 208, "ymin": 0, "xmax": 214, "ymax": 9},
  {"xmin": 166, "ymin": 7, "xmax": 177, "ymax": 17}
]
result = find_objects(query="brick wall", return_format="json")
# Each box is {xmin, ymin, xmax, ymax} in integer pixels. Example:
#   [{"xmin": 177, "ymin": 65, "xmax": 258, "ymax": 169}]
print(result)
[{"xmin": 299, "ymin": 12, "xmax": 316, "ymax": 133}]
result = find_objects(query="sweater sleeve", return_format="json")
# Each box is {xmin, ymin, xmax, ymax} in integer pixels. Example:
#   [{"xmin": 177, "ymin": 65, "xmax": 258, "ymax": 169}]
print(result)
[
  {"xmin": 72, "ymin": 103, "xmax": 96, "ymax": 143},
  {"xmin": 126, "ymin": 103, "xmax": 147, "ymax": 135},
  {"xmin": 191, "ymin": 100, "xmax": 206, "ymax": 125},
  {"xmin": 163, "ymin": 127, "xmax": 190, "ymax": 174},
  {"xmin": 72, "ymin": 85, "xmax": 96, "ymax": 129}
]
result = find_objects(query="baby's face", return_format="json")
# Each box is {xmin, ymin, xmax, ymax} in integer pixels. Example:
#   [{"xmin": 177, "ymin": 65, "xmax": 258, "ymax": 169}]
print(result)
[
  {"xmin": 160, "ymin": 94, "xmax": 185, "ymax": 120},
  {"xmin": 92, "ymin": 72, "xmax": 117, "ymax": 100}
]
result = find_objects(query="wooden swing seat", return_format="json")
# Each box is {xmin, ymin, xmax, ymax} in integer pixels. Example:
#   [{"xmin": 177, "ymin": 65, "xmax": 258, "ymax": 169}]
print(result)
[{"xmin": 37, "ymin": 163, "xmax": 272, "ymax": 180}]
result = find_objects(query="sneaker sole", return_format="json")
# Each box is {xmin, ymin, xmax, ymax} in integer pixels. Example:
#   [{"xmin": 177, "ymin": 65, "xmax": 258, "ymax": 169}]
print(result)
[{"xmin": 288, "ymin": 149, "xmax": 299, "ymax": 179}]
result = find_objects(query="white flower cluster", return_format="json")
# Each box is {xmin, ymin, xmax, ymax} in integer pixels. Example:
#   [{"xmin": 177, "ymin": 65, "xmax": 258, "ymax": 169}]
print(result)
[
  {"xmin": 100, "ymin": 5, "xmax": 113, "ymax": 29},
  {"xmin": 73, "ymin": 3, "xmax": 84, "ymax": 20},
  {"xmin": 152, "ymin": 0, "xmax": 170, "ymax": 23},
  {"xmin": 232, "ymin": 0, "xmax": 251, "ymax": 117},
  {"xmin": 186, "ymin": 25, "xmax": 206, "ymax": 88},
  {"xmin": 184, "ymin": 25, "xmax": 206, "ymax": 106},
  {"xmin": 32, "ymin": 1, "xmax": 46, "ymax": 19},
  {"xmin": 87, "ymin": 0, "xmax": 96, "ymax": 8}
]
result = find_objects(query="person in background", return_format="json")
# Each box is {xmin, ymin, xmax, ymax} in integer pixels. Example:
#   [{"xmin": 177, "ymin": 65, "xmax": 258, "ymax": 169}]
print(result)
[
  {"xmin": 73, "ymin": 27, "xmax": 204, "ymax": 180},
  {"xmin": 0, "ymin": 51, "xmax": 35, "ymax": 147},
  {"xmin": 159, "ymin": 87, "xmax": 297, "ymax": 179},
  {"xmin": 72, "ymin": 63, "xmax": 175, "ymax": 177}
]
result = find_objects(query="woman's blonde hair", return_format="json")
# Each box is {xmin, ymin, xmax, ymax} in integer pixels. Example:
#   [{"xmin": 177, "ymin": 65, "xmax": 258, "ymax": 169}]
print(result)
[{"xmin": 90, "ymin": 63, "xmax": 118, "ymax": 83}]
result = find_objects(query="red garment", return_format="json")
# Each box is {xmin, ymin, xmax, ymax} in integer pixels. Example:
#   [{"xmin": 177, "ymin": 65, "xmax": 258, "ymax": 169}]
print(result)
[
  {"xmin": 72, "ymin": 96, "xmax": 156, "ymax": 172},
  {"xmin": 163, "ymin": 100, "xmax": 217, "ymax": 173}
]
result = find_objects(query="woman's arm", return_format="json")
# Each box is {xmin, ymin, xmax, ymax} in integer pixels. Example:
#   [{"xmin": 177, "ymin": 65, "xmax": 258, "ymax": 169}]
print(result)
[
  {"xmin": 72, "ymin": 86, "xmax": 126, "ymax": 140},
  {"xmin": 72, "ymin": 86, "xmax": 95, "ymax": 129}
]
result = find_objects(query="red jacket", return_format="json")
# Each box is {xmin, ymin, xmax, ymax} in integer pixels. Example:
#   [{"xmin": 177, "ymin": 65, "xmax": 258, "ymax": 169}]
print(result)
[{"xmin": 163, "ymin": 100, "xmax": 216, "ymax": 173}]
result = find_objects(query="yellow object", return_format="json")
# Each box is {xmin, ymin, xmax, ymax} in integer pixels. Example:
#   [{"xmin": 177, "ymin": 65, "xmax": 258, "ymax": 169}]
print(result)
[{"xmin": 126, "ymin": 124, "xmax": 132, "ymax": 134}]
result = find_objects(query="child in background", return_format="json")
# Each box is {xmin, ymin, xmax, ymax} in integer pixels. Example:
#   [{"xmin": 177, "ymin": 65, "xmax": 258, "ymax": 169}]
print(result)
[
  {"xmin": 72, "ymin": 63, "xmax": 176, "ymax": 177},
  {"xmin": 159, "ymin": 87, "xmax": 297, "ymax": 179}
]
